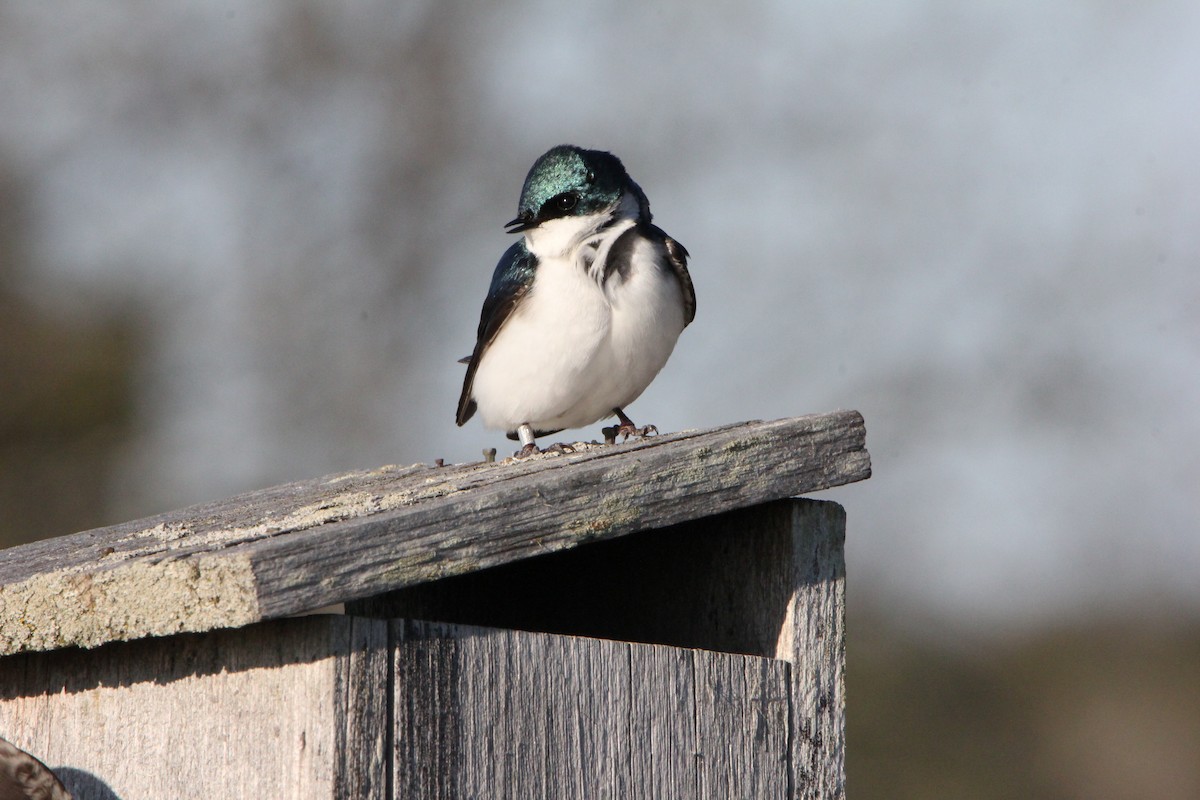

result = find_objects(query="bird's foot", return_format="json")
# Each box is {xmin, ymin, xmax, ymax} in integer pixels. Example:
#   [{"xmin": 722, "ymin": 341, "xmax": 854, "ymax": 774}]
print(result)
[
  {"xmin": 603, "ymin": 408, "xmax": 659, "ymax": 444},
  {"xmin": 603, "ymin": 422, "xmax": 658, "ymax": 442}
]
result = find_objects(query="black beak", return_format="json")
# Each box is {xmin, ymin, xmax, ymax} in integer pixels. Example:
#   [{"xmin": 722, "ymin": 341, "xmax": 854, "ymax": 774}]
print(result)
[{"xmin": 504, "ymin": 213, "xmax": 536, "ymax": 233}]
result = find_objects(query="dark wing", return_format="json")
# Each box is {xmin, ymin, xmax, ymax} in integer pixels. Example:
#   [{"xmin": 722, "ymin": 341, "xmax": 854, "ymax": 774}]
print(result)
[
  {"xmin": 455, "ymin": 241, "xmax": 537, "ymax": 426},
  {"xmin": 650, "ymin": 224, "xmax": 695, "ymax": 326}
]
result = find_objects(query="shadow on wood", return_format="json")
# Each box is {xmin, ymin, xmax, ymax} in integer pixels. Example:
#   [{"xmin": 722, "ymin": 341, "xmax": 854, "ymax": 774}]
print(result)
[{"xmin": 351, "ymin": 500, "xmax": 846, "ymax": 660}]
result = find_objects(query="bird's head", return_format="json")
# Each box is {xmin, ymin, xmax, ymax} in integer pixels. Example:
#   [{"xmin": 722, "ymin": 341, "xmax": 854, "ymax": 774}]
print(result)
[{"xmin": 504, "ymin": 145, "xmax": 648, "ymax": 234}]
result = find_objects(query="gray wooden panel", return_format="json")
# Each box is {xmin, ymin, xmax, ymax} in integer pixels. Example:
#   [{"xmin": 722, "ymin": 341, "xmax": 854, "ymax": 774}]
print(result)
[
  {"xmin": 393, "ymin": 621, "xmax": 792, "ymax": 799},
  {"xmin": 783, "ymin": 500, "xmax": 847, "ymax": 800},
  {"xmin": 628, "ymin": 644, "xmax": 695, "ymax": 796},
  {"xmin": 692, "ymin": 650, "xmax": 793, "ymax": 799},
  {"xmin": 0, "ymin": 411, "xmax": 870, "ymax": 657},
  {"xmin": 365, "ymin": 499, "xmax": 848, "ymax": 800},
  {"xmin": 0, "ymin": 616, "xmax": 388, "ymax": 800}
]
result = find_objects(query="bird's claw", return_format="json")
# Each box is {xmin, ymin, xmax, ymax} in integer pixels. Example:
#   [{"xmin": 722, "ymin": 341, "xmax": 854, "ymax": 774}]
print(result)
[
  {"xmin": 602, "ymin": 422, "xmax": 659, "ymax": 444},
  {"xmin": 634, "ymin": 423, "xmax": 659, "ymax": 438}
]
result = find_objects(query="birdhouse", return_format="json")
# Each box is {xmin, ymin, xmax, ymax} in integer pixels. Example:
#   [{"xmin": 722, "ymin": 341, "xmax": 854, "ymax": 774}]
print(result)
[{"xmin": 0, "ymin": 411, "xmax": 869, "ymax": 799}]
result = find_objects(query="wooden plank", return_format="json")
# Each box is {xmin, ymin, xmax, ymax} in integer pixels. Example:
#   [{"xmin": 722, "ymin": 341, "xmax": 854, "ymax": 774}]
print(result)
[
  {"xmin": 781, "ymin": 501, "xmax": 847, "ymax": 800},
  {"xmin": 359, "ymin": 499, "xmax": 848, "ymax": 799},
  {"xmin": 0, "ymin": 616, "xmax": 388, "ymax": 800},
  {"xmin": 628, "ymin": 644, "xmax": 695, "ymax": 796},
  {"xmin": 394, "ymin": 620, "xmax": 634, "ymax": 798},
  {"xmin": 692, "ymin": 650, "xmax": 792, "ymax": 799},
  {"xmin": 339, "ymin": 616, "xmax": 392, "ymax": 799},
  {"xmin": 0, "ymin": 411, "xmax": 870, "ymax": 656},
  {"xmin": 393, "ymin": 620, "xmax": 791, "ymax": 798}
]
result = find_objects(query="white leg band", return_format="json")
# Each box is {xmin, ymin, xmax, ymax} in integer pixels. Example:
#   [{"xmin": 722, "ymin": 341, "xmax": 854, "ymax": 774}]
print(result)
[{"xmin": 516, "ymin": 424, "xmax": 536, "ymax": 448}]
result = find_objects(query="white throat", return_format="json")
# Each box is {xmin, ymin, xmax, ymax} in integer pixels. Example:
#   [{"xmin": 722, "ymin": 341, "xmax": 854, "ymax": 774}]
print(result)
[{"xmin": 522, "ymin": 192, "xmax": 641, "ymax": 261}]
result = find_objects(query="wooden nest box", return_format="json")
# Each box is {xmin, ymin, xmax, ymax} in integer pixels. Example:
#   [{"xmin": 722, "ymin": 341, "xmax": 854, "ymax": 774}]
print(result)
[{"xmin": 0, "ymin": 411, "xmax": 870, "ymax": 799}]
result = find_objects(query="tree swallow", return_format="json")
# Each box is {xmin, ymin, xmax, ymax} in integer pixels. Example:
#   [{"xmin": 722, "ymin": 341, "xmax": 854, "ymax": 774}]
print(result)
[{"xmin": 456, "ymin": 144, "xmax": 696, "ymax": 457}]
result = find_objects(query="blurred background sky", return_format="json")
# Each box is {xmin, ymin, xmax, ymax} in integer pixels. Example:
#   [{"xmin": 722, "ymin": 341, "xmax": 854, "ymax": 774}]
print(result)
[{"xmin": 2, "ymin": 2, "xmax": 1198, "ymax": 796}]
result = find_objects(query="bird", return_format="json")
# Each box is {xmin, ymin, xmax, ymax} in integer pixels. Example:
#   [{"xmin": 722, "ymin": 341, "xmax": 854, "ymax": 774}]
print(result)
[{"xmin": 456, "ymin": 144, "xmax": 696, "ymax": 457}]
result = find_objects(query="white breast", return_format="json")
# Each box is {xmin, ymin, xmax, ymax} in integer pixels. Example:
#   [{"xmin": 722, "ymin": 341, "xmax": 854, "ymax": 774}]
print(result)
[
  {"xmin": 597, "ymin": 235, "xmax": 687, "ymax": 411},
  {"xmin": 469, "ymin": 210, "xmax": 686, "ymax": 435}
]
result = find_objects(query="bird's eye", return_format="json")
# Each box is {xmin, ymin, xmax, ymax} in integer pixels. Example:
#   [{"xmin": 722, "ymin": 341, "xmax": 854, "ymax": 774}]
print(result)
[{"xmin": 555, "ymin": 192, "xmax": 577, "ymax": 211}]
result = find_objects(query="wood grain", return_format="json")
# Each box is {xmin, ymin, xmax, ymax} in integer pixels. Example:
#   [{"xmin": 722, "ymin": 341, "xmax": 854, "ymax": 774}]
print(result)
[
  {"xmin": 783, "ymin": 501, "xmax": 847, "ymax": 800},
  {"xmin": 361, "ymin": 498, "xmax": 849, "ymax": 799},
  {"xmin": 393, "ymin": 620, "xmax": 792, "ymax": 799},
  {"xmin": 0, "ymin": 615, "xmax": 388, "ymax": 800},
  {"xmin": 0, "ymin": 411, "xmax": 869, "ymax": 656}
]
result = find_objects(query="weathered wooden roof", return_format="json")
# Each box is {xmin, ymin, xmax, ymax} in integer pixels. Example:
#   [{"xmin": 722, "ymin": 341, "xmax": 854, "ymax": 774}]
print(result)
[{"xmin": 0, "ymin": 411, "xmax": 869, "ymax": 657}]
